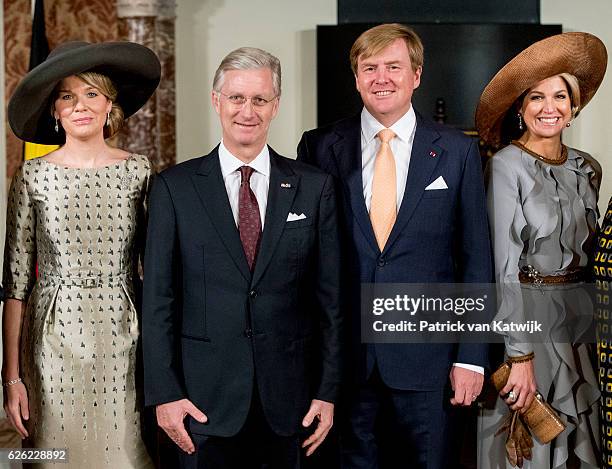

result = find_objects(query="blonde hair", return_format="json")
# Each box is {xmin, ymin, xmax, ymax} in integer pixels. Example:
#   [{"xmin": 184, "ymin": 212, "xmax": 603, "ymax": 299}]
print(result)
[
  {"xmin": 50, "ymin": 72, "xmax": 124, "ymax": 138},
  {"xmin": 350, "ymin": 23, "xmax": 424, "ymax": 75},
  {"xmin": 557, "ymin": 72, "xmax": 581, "ymax": 118},
  {"xmin": 76, "ymin": 71, "xmax": 124, "ymax": 138}
]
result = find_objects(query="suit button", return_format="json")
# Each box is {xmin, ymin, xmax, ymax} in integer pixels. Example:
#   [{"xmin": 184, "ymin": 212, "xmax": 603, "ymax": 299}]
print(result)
[
  {"xmin": 249, "ymin": 290, "xmax": 258, "ymax": 298},
  {"xmin": 244, "ymin": 328, "xmax": 253, "ymax": 338},
  {"xmin": 378, "ymin": 257, "xmax": 386, "ymax": 267}
]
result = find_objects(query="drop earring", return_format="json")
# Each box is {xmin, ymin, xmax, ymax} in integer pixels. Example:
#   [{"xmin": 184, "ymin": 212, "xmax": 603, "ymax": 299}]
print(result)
[
  {"xmin": 106, "ymin": 112, "xmax": 110, "ymax": 127},
  {"xmin": 54, "ymin": 118, "xmax": 59, "ymax": 133},
  {"xmin": 517, "ymin": 113, "xmax": 524, "ymax": 131}
]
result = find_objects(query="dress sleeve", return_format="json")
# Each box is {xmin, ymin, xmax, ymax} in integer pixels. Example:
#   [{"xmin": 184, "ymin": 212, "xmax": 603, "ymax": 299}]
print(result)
[
  {"xmin": 486, "ymin": 154, "xmax": 532, "ymax": 357},
  {"xmin": 2, "ymin": 165, "xmax": 37, "ymax": 300},
  {"xmin": 137, "ymin": 155, "xmax": 155, "ymax": 272}
]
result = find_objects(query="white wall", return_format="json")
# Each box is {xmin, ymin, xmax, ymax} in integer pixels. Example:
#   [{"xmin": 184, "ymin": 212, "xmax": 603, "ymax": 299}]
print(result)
[
  {"xmin": 175, "ymin": 0, "xmax": 336, "ymax": 161},
  {"xmin": 176, "ymin": 0, "xmax": 611, "ymax": 211},
  {"xmin": 541, "ymin": 0, "xmax": 612, "ymax": 216},
  {"xmin": 5, "ymin": 7, "xmax": 607, "ymax": 221}
]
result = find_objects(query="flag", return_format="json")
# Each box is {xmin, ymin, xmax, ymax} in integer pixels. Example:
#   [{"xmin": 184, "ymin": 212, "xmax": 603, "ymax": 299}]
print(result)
[{"xmin": 24, "ymin": 0, "xmax": 58, "ymax": 160}]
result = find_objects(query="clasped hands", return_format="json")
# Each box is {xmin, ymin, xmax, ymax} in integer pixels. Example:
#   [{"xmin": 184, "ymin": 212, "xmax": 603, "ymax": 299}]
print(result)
[{"xmin": 156, "ymin": 398, "xmax": 333, "ymax": 456}]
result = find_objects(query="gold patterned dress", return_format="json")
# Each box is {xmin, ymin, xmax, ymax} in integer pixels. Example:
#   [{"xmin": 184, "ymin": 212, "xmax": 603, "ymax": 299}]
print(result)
[
  {"xmin": 2, "ymin": 154, "xmax": 154, "ymax": 468},
  {"xmin": 593, "ymin": 198, "xmax": 612, "ymax": 468}
]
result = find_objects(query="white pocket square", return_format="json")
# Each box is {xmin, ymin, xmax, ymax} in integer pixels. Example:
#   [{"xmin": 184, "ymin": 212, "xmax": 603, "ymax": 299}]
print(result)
[
  {"xmin": 425, "ymin": 176, "xmax": 448, "ymax": 190},
  {"xmin": 287, "ymin": 212, "xmax": 307, "ymax": 222}
]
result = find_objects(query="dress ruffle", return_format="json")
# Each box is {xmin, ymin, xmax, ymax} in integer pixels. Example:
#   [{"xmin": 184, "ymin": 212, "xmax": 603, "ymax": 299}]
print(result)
[
  {"xmin": 519, "ymin": 147, "xmax": 599, "ymax": 269},
  {"xmin": 479, "ymin": 144, "xmax": 601, "ymax": 469}
]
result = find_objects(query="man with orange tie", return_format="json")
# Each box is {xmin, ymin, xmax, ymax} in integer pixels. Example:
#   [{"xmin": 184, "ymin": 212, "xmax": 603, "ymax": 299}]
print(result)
[{"xmin": 298, "ymin": 24, "xmax": 492, "ymax": 468}]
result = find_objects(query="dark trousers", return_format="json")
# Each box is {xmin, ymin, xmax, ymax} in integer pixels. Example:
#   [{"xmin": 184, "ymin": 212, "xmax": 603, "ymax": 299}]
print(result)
[
  {"xmin": 179, "ymin": 388, "xmax": 303, "ymax": 469},
  {"xmin": 340, "ymin": 367, "xmax": 454, "ymax": 469}
]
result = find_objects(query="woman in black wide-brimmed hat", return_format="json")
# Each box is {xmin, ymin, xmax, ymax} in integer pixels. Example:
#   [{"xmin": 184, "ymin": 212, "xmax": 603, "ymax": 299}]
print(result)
[
  {"xmin": 476, "ymin": 32, "xmax": 607, "ymax": 468},
  {"xmin": 2, "ymin": 41, "xmax": 160, "ymax": 468}
]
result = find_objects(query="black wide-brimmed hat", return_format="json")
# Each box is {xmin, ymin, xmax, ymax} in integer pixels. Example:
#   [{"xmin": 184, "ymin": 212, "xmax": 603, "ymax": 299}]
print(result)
[
  {"xmin": 476, "ymin": 32, "xmax": 607, "ymax": 147},
  {"xmin": 8, "ymin": 41, "xmax": 161, "ymax": 144}
]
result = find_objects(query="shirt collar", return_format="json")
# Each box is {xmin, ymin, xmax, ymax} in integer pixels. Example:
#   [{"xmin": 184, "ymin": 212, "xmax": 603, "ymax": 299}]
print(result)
[
  {"xmin": 360, "ymin": 106, "xmax": 417, "ymax": 145},
  {"xmin": 218, "ymin": 140, "xmax": 270, "ymax": 179}
]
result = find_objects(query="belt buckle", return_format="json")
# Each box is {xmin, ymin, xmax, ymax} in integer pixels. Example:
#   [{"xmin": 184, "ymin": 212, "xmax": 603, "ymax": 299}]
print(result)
[
  {"xmin": 520, "ymin": 264, "xmax": 544, "ymax": 295},
  {"xmin": 83, "ymin": 278, "xmax": 99, "ymax": 289}
]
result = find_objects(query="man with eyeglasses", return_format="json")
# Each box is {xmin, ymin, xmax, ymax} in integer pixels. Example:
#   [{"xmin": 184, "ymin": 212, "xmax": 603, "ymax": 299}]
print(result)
[{"xmin": 142, "ymin": 47, "xmax": 342, "ymax": 469}]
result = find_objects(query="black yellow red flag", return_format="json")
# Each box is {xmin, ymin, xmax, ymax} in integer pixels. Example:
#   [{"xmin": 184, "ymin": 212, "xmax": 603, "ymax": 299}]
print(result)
[{"xmin": 24, "ymin": 0, "xmax": 58, "ymax": 159}]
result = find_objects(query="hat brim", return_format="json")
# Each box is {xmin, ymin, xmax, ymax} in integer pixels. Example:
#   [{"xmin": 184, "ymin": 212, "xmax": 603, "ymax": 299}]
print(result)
[
  {"xmin": 475, "ymin": 32, "xmax": 607, "ymax": 147},
  {"xmin": 8, "ymin": 41, "xmax": 161, "ymax": 144}
]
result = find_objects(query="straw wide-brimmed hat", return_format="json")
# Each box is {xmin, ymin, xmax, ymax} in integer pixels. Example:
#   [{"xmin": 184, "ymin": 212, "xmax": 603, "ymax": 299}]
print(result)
[
  {"xmin": 475, "ymin": 32, "xmax": 607, "ymax": 147},
  {"xmin": 8, "ymin": 41, "xmax": 161, "ymax": 144}
]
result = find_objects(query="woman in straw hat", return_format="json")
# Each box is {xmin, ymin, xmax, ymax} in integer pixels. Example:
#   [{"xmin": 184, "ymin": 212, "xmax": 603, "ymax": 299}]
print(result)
[
  {"xmin": 476, "ymin": 32, "xmax": 607, "ymax": 468},
  {"xmin": 2, "ymin": 41, "xmax": 160, "ymax": 468}
]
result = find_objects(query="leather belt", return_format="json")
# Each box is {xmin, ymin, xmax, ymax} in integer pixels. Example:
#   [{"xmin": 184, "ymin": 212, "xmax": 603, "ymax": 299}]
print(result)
[{"xmin": 518, "ymin": 265, "xmax": 587, "ymax": 285}]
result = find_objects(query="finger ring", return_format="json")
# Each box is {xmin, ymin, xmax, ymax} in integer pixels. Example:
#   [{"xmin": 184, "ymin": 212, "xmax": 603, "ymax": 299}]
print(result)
[{"xmin": 506, "ymin": 391, "xmax": 516, "ymax": 402}]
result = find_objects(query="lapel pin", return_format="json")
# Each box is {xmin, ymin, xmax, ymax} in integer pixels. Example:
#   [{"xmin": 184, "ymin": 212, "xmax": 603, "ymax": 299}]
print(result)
[
  {"xmin": 429, "ymin": 151, "xmax": 437, "ymax": 158},
  {"xmin": 280, "ymin": 183, "xmax": 292, "ymax": 188}
]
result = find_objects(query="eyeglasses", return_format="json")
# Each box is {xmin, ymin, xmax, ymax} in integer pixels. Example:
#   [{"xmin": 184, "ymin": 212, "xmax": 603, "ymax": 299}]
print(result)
[{"xmin": 217, "ymin": 91, "xmax": 277, "ymax": 107}]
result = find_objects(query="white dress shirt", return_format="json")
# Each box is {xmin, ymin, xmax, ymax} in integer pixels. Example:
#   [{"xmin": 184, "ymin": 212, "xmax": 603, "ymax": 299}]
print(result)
[
  {"xmin": 360, "ymin": 107, "xmax": 483, "ymax": 377},
  {"xmin": 361, "ymin": 106, "xmax": 416, "ymax": 213},
  {"xmin": 218, "ymin": 140, "xmax": 270, "ymax": 228}
]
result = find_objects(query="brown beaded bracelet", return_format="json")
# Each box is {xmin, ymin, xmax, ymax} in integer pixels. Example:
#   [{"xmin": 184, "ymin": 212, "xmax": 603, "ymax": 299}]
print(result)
[{"xmin": 507, "ymin": 352, "xmax": 535, "ymax": 364}]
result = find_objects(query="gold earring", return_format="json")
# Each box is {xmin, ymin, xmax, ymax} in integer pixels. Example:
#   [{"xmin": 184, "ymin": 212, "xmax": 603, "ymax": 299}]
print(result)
[{"xmin": 106, "ymin": 112, "xmax": 110, "ymax": 127}]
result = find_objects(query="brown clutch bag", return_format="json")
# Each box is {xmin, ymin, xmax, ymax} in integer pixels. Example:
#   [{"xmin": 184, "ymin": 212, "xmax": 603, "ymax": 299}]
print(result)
[{"xmin": 491, "ymin": 362, "xmax": 566, "ymax": 444}]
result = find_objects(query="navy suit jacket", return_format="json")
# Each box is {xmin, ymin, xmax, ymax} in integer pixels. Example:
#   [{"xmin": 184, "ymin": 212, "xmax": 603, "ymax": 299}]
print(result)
[
  {"xmin": 297, "ymin": 112, "xmax": 493, "ymax": 391},
  {"xmin": 142, "ymin": 147, "xmax": 342, "ymax": 437}
]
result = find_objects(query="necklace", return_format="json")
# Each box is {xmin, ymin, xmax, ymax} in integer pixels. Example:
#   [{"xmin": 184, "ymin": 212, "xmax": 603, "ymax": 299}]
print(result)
[{"xmin": 511, "ymin": 140, "xmax": 568, "ymax": 166}]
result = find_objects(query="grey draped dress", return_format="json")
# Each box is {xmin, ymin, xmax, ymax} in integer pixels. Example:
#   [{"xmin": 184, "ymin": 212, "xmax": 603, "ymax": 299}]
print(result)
[
  {"xmin": 2, "ymin": 154, "xmax": 154, "ymax": 468},
  {"xmin": 478, "ymin": 144, "xmax": 601, "ymax": 468}
]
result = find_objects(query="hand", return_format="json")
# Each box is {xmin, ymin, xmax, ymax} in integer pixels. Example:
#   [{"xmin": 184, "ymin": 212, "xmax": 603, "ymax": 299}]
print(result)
[
  {"xmin": 449, "ymin": 366, "xmax": 484, "ymax": 406},
  {"xmin": 156, "ymin": 399, "xmax": 207, "ymax": 454},
  {"xmin": 3, "ymin": 381, "xmax": 29, "ymax": 438},
  {"xmin": 301, "ymin": 399, "xmax": 334, "ymax": 456},
  {"xmin": 500, "ymin": 361, "xmax": 537, "ymax": 411}
]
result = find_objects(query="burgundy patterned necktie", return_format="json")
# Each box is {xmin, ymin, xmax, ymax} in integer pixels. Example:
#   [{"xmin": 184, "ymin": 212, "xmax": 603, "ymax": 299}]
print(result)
[{"xmin": 238, "ymin": 166, "xmax": 262, "ymax": 271}]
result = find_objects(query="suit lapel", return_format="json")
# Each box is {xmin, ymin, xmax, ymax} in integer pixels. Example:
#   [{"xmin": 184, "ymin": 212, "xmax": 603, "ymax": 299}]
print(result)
[
  {"xmin": 384, "ymin": 113, "xmax": 442, "ymax": 253},
  {"xmin": 331, "ymin": 117, "xmax": 379, "ymax": 256},
  {"xmin": 251, "ymin": 149, "xmax": 298, "ymax": 286},
  {"xmin": 191, "ymin": 148, "xmax": 251, "ymax": 282}
]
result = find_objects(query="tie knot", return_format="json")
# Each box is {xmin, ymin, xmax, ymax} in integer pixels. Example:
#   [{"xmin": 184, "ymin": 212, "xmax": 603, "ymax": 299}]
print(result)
[
  {"xmin": 378, "ymin": 128, "xmax": 395, "ymax": 144},
  {"xmin": 239, "ymin": 165, "xmax": 255, "ymax": 183}
]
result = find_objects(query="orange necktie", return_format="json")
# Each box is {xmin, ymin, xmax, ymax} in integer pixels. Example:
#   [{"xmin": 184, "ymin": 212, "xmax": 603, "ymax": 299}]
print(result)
[{"xmin": 370, "ymin": 128, "xmax": 397, "ymax": 251}]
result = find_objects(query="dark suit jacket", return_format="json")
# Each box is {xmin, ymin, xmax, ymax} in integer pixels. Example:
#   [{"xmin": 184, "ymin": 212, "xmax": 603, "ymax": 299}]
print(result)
[
  {"xmin": 142, "ymin": 147, "xmax": 342, "ymax": 437},
  {"xmin": 297, "ymin": 112, "xmax": 493, "ymax": 391}
]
